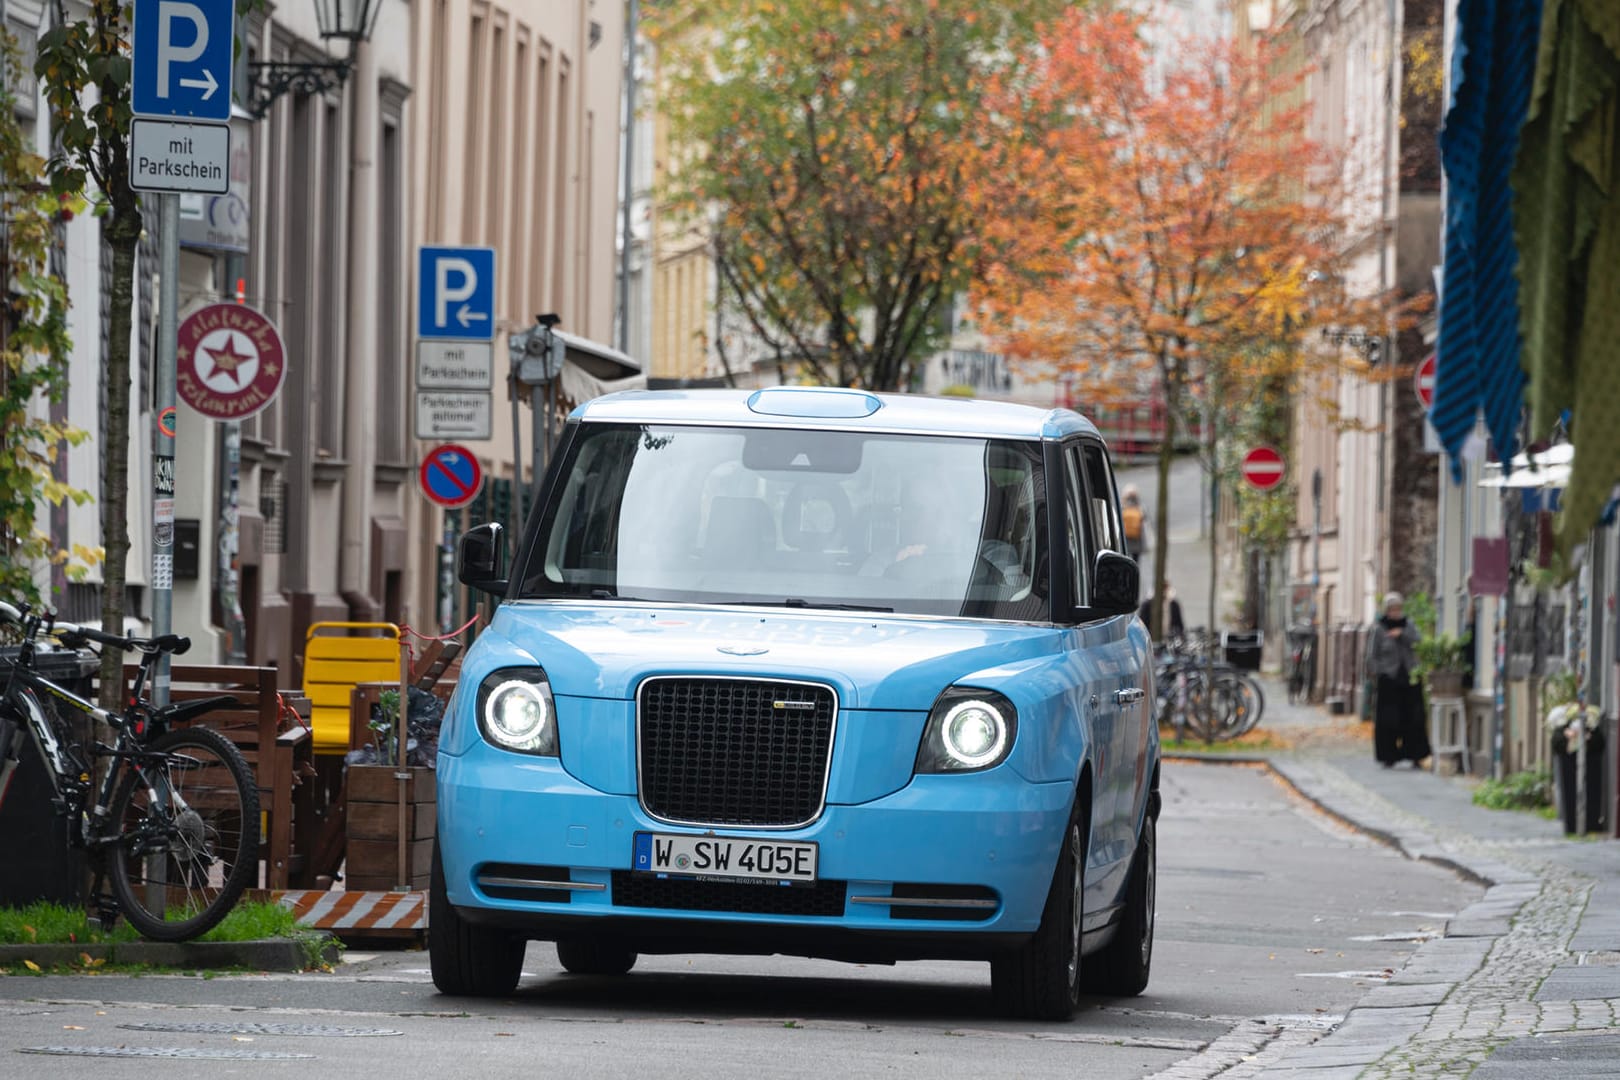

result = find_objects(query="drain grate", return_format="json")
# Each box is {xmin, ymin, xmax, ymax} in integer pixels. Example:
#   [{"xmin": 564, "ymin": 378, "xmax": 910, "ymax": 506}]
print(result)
[
  {"xmin": 20, "ymin": 1046, "xmax": 315, "ymax": 1059},
  {"xmin": 119, "ymin": 1021, "xmax": 403, "ymax": 1037}
]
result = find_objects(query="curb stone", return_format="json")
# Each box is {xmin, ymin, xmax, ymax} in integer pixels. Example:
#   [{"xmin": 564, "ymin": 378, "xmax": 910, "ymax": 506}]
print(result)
[{"xmin": 0, "ymin": 933, "xmax": 340, "ymax": 971}]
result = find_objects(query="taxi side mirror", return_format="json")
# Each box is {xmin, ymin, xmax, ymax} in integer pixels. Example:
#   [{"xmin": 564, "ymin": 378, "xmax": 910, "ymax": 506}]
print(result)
[{"xmin": 457, "ymin": 523, "xmax": 509, "ymax": 598}]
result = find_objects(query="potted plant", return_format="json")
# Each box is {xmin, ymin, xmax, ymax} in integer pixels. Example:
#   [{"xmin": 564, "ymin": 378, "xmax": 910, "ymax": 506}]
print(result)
[
  {"xmin": 1413, "ymin": 633, "xmax": 1471, "ymax": 698},
  {"xmin": 1542, "ymin": 668, "xmax": 1605, "ymax": 834}
]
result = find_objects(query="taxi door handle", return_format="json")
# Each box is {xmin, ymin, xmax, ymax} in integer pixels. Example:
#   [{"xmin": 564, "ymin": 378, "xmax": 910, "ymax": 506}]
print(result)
[{"xmin": 1115, "ymin": 687, "xmax": 1146, "ymax": 705}]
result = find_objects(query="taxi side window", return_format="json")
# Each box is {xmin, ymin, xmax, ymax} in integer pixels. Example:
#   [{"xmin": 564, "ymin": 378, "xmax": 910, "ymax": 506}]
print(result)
[
  {"xmin": 1062, "ymin": 445, "xmax": 1090, "ymax": 608},
  {"xmin": 1080, "ymin": 443, "xmax": 1124, "ymax": 556}
]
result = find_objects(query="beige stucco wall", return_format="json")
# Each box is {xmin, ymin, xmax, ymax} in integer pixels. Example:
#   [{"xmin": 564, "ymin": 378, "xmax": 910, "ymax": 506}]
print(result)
[{"xmin": 406, "ymin": 0, "xmax": 625, "ymax": 632}]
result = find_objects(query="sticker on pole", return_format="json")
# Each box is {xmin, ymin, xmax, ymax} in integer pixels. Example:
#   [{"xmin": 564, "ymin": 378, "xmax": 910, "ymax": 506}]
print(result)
[
  {"xmin": 176, "ymin": 303, "xmax": 286, "ymax": 420},
  {"xmin": 1415, "ymin": 352, "xmax": 1436, "ymax": 410},
  {"xmin": 419, "ymin": 444, "xmax": 484, "ymax": 509},
  {"xmin": 1241, "ymin": 446, "xmax": 1286, "ymax": 491}
]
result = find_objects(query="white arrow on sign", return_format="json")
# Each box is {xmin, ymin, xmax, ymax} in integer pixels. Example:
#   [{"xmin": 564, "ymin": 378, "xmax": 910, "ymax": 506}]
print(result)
[
  {"xmin": 157, "ymin": 2, "xmax": 209, "ymax": 99},
  {"xmin": 455, "ymin": 304, "xmax": 489, "ymax": 328},
  {"xmin": 178, "ymin": 67, "xmax": 218, "ymax": 100}
]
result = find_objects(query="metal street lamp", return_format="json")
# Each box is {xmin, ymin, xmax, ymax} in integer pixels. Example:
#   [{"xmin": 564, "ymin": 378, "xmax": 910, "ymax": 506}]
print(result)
[{"xmin": 246, "ymin": 0, "xmax": 384, "ymax": 119}]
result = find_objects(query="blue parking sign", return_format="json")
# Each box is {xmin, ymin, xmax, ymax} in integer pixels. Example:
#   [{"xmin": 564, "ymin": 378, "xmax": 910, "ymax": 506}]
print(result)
[
  {"xmin": 418, "ymin": 247, "xmax": 497, "ymax": 341},
  {"xmin": 132, "ymin": 0, "xmax": 235, "ymax": 122}
]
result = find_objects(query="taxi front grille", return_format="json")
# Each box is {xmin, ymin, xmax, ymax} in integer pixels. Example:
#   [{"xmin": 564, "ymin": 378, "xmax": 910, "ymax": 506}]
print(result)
[{"xmin": 636, "ymin": 677, "xmax": 836, "ymax": 828}]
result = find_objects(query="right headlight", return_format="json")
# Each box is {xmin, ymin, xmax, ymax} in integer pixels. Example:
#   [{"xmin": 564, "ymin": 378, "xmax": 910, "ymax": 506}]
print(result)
[
  {"xmin": 475, "ymin": 667, "xmax": 558, "ymax": 755},
  {"xmin": 915, "ymin": 687, "xmax": 1017, "ymax": 773}
]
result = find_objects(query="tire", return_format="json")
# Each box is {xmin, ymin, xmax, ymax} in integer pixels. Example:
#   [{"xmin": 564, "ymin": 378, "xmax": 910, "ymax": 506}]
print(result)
[
  {"xmin": 1084, "ymin": 814, "xmax": 1155, "ymax": 996},
  {"xmin": 556, "ymin": 937, "xmax": 638, "ymax": 976},
  {"xmin": 991, "ymin": 794, "xmax": 1087, "ymax": 1021},
  {"xmin": 107, "ymin": 726, "xmax": 259, "ymax": 942},
  {"xmin": 1287, "ymin": 660, "xmax": 1305, "ymax": 705},
  {"xmin": 429, "ymin": 839, "xmax": 524, "ymax": 996}
]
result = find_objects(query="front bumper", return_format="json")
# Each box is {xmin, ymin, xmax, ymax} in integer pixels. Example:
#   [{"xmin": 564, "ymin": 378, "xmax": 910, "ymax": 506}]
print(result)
[{"xmin": 437, "ymin": 742, "xmax": 1074, "ymax": 952}]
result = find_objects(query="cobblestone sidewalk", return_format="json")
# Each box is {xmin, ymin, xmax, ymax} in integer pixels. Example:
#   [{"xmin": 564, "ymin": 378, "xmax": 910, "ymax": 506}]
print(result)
[{"xmin": 1248, "ymin": 753, "xmax": 1620, "ymax": 1078}]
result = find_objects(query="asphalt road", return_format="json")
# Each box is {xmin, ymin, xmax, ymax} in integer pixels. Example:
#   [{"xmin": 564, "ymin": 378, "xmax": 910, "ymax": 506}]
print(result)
[{"xmin": 0, "ymin": 762, "xmax": 1480, "ymax": 1079}]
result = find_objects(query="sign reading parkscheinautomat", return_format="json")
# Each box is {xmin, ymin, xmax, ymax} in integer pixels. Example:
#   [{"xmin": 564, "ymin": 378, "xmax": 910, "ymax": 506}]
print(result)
[{"xmin": 416, "ymin": 391, "xmax": 493, "ymax": 441}]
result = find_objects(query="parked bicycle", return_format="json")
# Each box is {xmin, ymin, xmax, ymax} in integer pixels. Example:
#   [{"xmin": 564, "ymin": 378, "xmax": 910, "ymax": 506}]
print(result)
[
  {"xmin": 1285, "ymin": 622, "xmax": 1317, "ymax": 705},
  {"xmin": 0, "ymin": 601, "xmax": 258, "ymax": 941},
  {"xmin": 1154, "ymin": 628, "xmax": 1266, "ymax": 742}
]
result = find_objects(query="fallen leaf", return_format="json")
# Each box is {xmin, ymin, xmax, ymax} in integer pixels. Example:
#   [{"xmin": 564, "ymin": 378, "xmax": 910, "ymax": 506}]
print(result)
[
  {"xmin": 21, "ymin": 924, "xmax": 36, "ymax": 941},
  {"xmin": 63, "ymin": 1025, "xmax": 84, "ymax": 1031},
  {"xmin": 494, "ymin": 1032, "xmax": 514, "ymax": 1037},
  {"xmin": 1306, "ymin": 948, "xmax": 1324, "ymax": 954},
  {"xmin": 23, "ymin": 960, "xmax": 40, "ymax": 972},
  {"xmin": 1268, "ymin": 953, "xmax": 1276, "ymax": 960},
  {"xmin": 232, "ymin": 1036, "xmax": 254, "ymax": 1043}
]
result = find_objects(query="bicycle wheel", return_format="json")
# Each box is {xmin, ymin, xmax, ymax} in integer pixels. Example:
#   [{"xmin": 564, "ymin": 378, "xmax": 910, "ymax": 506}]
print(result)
[
  {"xmin": 107, "ymin": 726, "xmax": 260, "ymax": 942},
  {"xmin": 1286, "ymin": 660, "xmax": 1304, "ymax": 704},
  {"xmin": 1239, "ymin": 674, "xmax": 1266, "ymax": 733}
]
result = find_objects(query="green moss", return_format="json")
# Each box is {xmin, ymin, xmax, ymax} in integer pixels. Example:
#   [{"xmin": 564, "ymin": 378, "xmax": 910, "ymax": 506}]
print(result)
[{"xmin": 1472, "ymin": 770, "xmax": 1553, "ymax": 813}]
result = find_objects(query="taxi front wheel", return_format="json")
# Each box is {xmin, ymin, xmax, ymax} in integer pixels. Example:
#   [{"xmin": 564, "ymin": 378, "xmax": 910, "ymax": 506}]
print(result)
[
  {"xmin": 429, "ymin": 840, "xmax": 525, "ymax": 997},
  {"xmin": 990, "ymin": 795, "xmax": 1087, "ymax": 1020}
]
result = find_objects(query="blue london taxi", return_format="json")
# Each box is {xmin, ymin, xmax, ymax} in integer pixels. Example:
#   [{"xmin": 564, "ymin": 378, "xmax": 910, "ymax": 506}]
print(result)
[{"xmin": 431, "ymin": 386, "xmax": 1159, "ymax": 1019}]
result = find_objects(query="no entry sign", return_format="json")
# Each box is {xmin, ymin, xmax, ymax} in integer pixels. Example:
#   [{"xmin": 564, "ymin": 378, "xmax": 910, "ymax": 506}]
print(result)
[
  {"xmin": 1241, "ymin": 446, "xmax": 1286, "ymax": 491},
  {"xmin": 1415, "ymin": 352, "xmax": 1436, "ymax": 410},
  {"xmin": 419, "ymin": 444, "xmax": 484, "ymax": 509}
]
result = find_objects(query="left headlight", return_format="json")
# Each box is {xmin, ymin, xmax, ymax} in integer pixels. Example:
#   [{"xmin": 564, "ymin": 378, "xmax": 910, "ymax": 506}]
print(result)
[
  {"xmin": 915, "ymin": 687, "xmax": 1016, "ymax": 773},
  {"xmin": 475, "ymin": 667, "xmax": 558, "ymax": 755}
]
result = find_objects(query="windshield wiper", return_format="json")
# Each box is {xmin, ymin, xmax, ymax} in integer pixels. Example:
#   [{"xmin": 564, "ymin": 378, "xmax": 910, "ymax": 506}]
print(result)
[
  {"xmin": 718, "ymin": 598, "xmax": 893, "ymax": 613},
  {"xmin": 589, "ymin": 589, "xmax": 657, "ymax": 602}
]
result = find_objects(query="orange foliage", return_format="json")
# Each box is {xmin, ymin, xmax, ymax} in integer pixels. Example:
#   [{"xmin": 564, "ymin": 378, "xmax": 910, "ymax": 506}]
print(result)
[{"xmin": 973, "ymin": 8, "xmax": 1363, "ymax": 409}]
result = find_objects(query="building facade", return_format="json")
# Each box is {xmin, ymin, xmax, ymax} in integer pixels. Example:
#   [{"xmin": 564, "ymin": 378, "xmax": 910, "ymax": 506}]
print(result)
[{"xmin": 407, "ymin": 0, "xmax": 628, "ymax": 636}]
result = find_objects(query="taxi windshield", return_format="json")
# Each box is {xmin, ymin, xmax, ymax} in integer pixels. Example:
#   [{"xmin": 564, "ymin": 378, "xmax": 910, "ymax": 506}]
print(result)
[{"xmin": 517, "ymin": 423, "xmax": 1050, "ymax": 621}]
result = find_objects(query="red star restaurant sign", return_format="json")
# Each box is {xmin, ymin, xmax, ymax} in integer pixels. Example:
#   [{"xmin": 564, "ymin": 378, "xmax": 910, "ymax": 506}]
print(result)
[{"xmin": 176, "ymin": 303, "xmax": 287, "ymax": 421}]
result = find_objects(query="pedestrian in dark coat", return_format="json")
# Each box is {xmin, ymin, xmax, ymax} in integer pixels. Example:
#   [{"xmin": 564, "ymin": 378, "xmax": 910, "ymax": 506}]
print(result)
[{"xmin": 1366, "ymin": 592, "xmax": 1432, "ymax": 767}]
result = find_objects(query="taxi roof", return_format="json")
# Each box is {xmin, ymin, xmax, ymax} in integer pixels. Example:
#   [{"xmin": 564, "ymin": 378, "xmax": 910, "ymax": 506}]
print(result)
[{"xmin": 572, "ymin": 387, "xmax": 1101, "ymax": 442}]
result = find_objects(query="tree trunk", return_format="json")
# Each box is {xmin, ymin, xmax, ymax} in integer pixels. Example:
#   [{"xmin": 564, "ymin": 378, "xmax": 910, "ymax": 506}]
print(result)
[
  {"xmin": 96, "ymin": 212, "xmax": 139, "ymax": 708},
  {"xmin": 1152, "ymin": 365, "xmax": 1177, "ymax": 640}
]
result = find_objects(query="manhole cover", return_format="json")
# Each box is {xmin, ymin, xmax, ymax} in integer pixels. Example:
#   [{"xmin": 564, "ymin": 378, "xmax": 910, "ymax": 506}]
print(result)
[
  {"xmin": 119, "ymin": 1021, "xmax": 403, "ymax": 1037},
  {"xmin": 20, "ymin": 1046, "xmax": 315, "ymax": 1059}
]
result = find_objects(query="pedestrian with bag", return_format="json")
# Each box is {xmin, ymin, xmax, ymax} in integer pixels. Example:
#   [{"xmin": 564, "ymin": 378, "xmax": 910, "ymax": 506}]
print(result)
[
  {"xmin": 1121, "ymin": 485, "xmax": 1147, "ymax": 561},
  {"xmin": 1366, "ymin": 592, "xmax": 1432, "ymax": 768}
]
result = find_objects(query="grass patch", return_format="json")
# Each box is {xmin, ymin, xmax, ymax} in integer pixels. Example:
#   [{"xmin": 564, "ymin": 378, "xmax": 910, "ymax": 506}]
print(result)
[
  {"xmin": 0, "ymin": 899, "xmax": 301, "ymax": 946},
  {"xmin": 0, "ymin": 899, "xmax": 334, "ymax": 973},
  {"xmin": 1472, "ymin": 769, "xmax": 1554, "ymax": 814}
]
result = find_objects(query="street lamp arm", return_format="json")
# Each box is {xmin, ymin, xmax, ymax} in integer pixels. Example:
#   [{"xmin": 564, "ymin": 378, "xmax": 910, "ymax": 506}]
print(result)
[{"xmin": 246, "ymin": 58, "xmax": 354, "ymax": 119}]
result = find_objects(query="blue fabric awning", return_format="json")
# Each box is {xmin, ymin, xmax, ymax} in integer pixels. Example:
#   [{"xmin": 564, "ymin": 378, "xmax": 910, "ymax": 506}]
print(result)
[{"xmin": 1434, "ymin": 0, "xmax": 1544, "ymax": 481}]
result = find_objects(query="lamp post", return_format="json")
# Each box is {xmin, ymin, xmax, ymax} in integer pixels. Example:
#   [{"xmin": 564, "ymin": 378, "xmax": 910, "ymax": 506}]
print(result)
[{"xmin": 247, "ymin": 0, "xmax": 384, "ymax": 119}]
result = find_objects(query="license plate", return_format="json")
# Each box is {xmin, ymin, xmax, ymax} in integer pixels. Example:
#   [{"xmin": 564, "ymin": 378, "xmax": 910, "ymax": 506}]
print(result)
[{"xmin": 633, "ymin": 832, "xmax": 818, "ymax": 884}]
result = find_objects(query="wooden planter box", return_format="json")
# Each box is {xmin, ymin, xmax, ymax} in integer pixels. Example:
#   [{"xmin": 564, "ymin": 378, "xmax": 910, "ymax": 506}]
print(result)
[{"xmin": 344, "ymin": 765, "xmax": 435, "ymax": 892}]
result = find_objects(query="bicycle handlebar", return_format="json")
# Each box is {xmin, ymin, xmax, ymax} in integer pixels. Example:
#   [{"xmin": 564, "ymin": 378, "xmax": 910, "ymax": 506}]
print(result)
[{"xmin": 0, "ymin": 600, "xmax": 189, "ymax": 656}]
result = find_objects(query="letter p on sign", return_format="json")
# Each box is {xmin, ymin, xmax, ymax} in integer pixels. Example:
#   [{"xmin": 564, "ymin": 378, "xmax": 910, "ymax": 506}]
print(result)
[{"xmin": 157, "ymin": 2, "xmax": 208, "ymax": 98}]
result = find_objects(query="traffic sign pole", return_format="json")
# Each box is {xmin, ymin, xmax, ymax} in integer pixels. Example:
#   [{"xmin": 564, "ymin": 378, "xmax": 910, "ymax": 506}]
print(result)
[
  {"xmin": 134, "ymin": 0, "xmax": 234, "ymax": 694},
  {"xmin": 152, "ymin": 192, "xmax": 179, "ymax": 707}
]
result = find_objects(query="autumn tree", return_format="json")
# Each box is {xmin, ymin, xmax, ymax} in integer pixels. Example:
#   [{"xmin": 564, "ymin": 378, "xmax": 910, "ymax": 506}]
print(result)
[
  {"xmin": 1, "ymin": 27, "xmax": 93, "ymax": 605},
  {"xmin": 29, "ymin": 2, "xmax": 147, "ymax": 704},
  {"xmin": 977, "ymin": 7, "xmax": 1362, "ymax": 637},
  {"xmin": 654, "ymin": 0, "xmax": 1064, "ymax": 390}
]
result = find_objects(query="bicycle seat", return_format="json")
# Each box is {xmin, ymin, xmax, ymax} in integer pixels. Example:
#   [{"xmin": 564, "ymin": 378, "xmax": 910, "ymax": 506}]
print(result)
[{"xmin": 149, "ymin": 634, "xmax": 190, "ymax": 655}]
